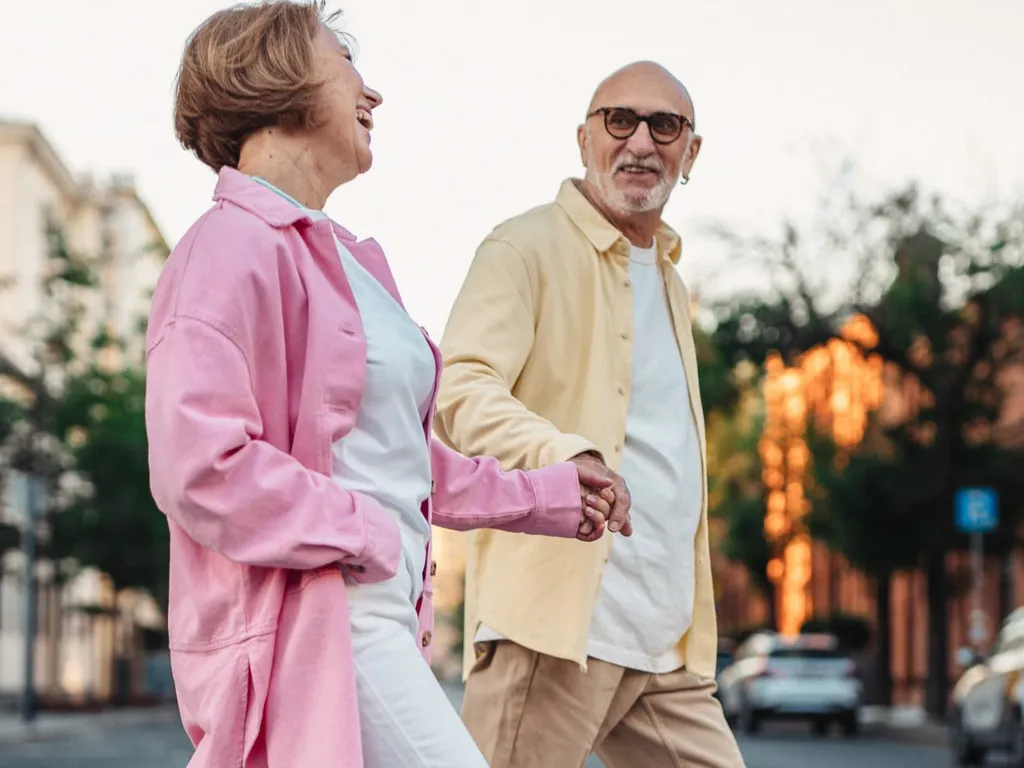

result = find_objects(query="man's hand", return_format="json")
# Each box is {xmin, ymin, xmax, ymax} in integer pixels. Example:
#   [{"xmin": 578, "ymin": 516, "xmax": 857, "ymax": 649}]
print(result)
[
  {"xmin": 572, "ymin": 464, "xmax": 614, "ymax": 542},
  {"xmin": 570, "ymin": 453, "xmax": 633, "ymax": 540}
]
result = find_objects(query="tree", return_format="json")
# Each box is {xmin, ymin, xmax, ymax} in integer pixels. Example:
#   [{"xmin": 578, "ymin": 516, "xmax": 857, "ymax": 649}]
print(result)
[
  {"xmin": 1, "ymin": 219, "xmax": 97, "ymax": 577},
  {"xmin": 804, "ymin": 429, "xmax": 923, "ymax": 706},
  {"xmin": 705, "ymin": 390, "xmax": 778, "ymax": 628},
  {"xmin": 697, "ymin": 325, "xmax": 781, "ymax": 626},
  {"xmin": 707, "ymin": 184, "xmax": 1024, "ymax": 716},
  {"xmin": 50, "ymin": 360, "xmax": 168, "ymax": 608},
  {"xmin": 0, "ymin": 399, "xmax": 24, "ymax": 556},
  {"xmin": 2, "ymin": 222, "xmax": 91, "ymax": 449},
  {"xmin": 1, "ymin": 220, "xmax": 167, "ymax": 605}
]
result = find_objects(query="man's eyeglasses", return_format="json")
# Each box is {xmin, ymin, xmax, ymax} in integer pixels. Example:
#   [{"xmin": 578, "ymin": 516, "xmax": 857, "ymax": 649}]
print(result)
[{"xmin": 587, "ymin": 107, "xmax": 693, "ymax": 145}]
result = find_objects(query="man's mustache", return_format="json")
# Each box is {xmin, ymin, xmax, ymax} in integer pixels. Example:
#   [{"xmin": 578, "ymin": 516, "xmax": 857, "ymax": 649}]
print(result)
[{"xmin": 613, "ymin": 156, "xmax": 665, "ymax": 176}]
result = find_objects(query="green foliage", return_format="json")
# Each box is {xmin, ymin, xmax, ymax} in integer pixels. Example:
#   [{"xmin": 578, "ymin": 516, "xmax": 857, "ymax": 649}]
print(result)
[
  {"xmin": 804, "ymin": 432, "xmax": 923, "ymax": 578},
  {"xmin": 709, "ymin": 184, "xmax": 1024, "ymax": 562},
  {"xmin": 707, "ymin": 182, "xmax": 1024, "ymax": 716},
  {"xmin": 696, "ymin": 327, "xmax": 742, "ymax": 417},
  {"xmin": 0, "ymin": 520, "xmax": 18, "ymax": 557},
  {"xmin": 49, "ymin": 362, "xmax": 168, "ymax": 608},
  {"xmin": 0, "ymin": 400, "xmax": 24, "ymax": 557},
  {"xmin": 0, "ymin": 397, "xmax": 22, "ymax": 444},
  {"xmin": 703, "ymin": 379, "xmax": 776, "ymax": 602},
  {"xmin": 697, "ymin": 318, "xmax": 776, "ymax": 601},
  {"xmin": 1, "ymin": 219, "xmax": 98, "ymax": 479},
  {"xmin": 0, "ymin": 217, "xmax": 166, "ymax": 606},
  {"xmin": 800, "ymin": 613, "xmax": 872, "ymax": 652}
]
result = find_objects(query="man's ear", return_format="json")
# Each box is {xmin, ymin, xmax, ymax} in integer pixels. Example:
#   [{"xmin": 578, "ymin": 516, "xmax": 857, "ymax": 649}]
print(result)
[
  {"xmin": 684, "ymin": 134, "xmax": 703, "ymax": 175},
  {"xmin": 577, "ymin": 124, "xmax": 588, "ymax": 168}
]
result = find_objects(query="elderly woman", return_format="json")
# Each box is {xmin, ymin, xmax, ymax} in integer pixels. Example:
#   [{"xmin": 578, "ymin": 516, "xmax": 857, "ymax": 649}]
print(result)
[{"xmin": 146, "ymin": 2, "xmax": 631, "ymax": 767}]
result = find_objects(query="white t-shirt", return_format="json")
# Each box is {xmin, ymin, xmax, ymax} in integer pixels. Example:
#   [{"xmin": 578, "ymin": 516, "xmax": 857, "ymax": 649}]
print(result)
[
  {"xmin": 584, "ymin": 243, "xmax": 703, "ymax": 673},
  {"xmin": 328, "ymin": 238, "xmax": 436, "ymax": 602},
  {"xmin": 475, "ymin": 243, "xmax": 703, "ymax": 674},
  {"xmin": 251, "ymin": 177, "xmax": 435, "ymax": 601}
]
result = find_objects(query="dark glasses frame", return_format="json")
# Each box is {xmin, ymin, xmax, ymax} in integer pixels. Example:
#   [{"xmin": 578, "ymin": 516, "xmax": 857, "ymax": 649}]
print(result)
[{"xmin": 587, "ymin": 107, "xmax": 694, "ymax": 145}]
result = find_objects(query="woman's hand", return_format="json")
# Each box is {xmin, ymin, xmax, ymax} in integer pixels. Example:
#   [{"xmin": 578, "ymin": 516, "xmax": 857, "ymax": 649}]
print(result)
[
  {"xmin": 571, "ymin": 458, "xmax": 632, "ymax": 542},
  {"xmin": 577, "ymin": 486, "xmax": 616, "ymax": 542}
]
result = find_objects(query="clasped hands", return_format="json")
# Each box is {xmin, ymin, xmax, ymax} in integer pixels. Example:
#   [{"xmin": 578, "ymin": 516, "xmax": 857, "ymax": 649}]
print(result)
[{"xmin": 570, "ymin": 453, "xmax": 633, "ymax": 542}]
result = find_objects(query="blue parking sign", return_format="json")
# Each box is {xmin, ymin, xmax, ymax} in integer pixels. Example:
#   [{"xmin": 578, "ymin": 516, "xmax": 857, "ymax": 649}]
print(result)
[{"xmin": 955, "ymin": 487, "xmax": 999, "ymax": 533}]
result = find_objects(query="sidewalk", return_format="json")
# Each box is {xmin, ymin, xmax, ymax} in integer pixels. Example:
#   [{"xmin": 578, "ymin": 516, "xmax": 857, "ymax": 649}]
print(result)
[
  {"xmin": 867, "ymin": 719, "xmax": 947, "ymax": 747},
  {"xmin": 0, "ymin": 705, "xmax": 180, "ymax": 747},
  {"xmin": 859, "ymin": 705, "xmax": 948, "ymax": 747},
  {"xmin": 0, "ymin": 688, "xmax": 949, "ymax": 751}
]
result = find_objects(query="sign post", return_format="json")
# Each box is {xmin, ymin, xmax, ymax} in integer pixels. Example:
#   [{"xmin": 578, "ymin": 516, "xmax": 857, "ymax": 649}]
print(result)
[
  {"xmin": 20, "ymin": 473, "xmax": 44, "ymax": 724},
  {"xmin": 955, "ymin": 487, "xmax": 999, "ymax": 649}
]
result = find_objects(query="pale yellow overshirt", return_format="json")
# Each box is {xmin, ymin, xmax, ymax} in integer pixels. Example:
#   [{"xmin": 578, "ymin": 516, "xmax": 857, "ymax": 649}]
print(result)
[{"xmin": 435, "ymin": 179, "xmax": 717, "ymax": 680}]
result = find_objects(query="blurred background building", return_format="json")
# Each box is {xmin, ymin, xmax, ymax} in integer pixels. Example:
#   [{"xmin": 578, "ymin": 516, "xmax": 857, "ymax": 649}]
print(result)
[{"xmin": 0, "ymin": 121, "xmax": 167, "ymax": 709}]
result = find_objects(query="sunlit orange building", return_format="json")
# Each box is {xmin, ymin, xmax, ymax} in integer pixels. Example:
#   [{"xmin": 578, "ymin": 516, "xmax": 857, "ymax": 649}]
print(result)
[
  {"xmin": 716, "ymin": 314, "xmax": 1024, "ymax": 707},
  {"xmin": 758, "ymin": 315, "xmax": 884, "ymax": 636}
]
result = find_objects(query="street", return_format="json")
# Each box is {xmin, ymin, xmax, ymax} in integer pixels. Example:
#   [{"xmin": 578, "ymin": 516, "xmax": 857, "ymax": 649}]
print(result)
[
  {"xmin": 0, "ymin": 715, "xmax": 193, "ymax": 767},
  {"xmin": 0, "ymin": 716, "xmax": 961, "ymax": 767}
]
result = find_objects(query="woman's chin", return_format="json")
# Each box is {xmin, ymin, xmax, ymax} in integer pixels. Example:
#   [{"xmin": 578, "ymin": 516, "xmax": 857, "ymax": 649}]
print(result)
[{"xmin": 357, "ymin": 147, "xmax": 374, "ymax": 174}]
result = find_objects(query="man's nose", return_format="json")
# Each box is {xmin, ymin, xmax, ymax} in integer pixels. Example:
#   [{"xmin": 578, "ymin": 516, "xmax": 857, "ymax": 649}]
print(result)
[{"xmin": 625, "ymin": 122, "xmax": 657, "ymax": 154}]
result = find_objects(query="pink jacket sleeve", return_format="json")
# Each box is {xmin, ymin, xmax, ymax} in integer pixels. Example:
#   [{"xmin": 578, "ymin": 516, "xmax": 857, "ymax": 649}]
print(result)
[
  {"xmin": 146, "ymin": 315, "xmax": 401, "ymax": 580},
  {"xmin": 428, "ymin": 438, "xmax": 581, "ymax": 538}
]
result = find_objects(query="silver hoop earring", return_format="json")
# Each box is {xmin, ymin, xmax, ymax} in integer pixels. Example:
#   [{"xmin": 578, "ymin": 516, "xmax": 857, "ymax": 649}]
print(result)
[{"xmin": 680, "ymin": 174, "xmax": 690, "ymax": 186}]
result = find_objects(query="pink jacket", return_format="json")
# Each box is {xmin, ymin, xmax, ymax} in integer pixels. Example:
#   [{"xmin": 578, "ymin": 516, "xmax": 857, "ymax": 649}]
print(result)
[{"xmin": 145, "ymin": 168, "xmax": 582, "ymax": 768}]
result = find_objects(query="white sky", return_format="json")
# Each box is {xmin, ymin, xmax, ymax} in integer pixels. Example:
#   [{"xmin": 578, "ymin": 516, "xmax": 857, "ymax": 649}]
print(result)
[{"xmin": 2, "ymin": 0, "xmax": 1022, "ymax": 336}]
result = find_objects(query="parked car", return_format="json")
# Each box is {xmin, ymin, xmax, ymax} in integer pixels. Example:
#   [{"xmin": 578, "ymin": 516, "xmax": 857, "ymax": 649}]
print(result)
[
  {"xmin": 714, "ymin": 639, "xmax": 736, "ymax": 702},
  {"xmin": 950, "ymin": 607, "xmax": 1024, "ymax": 766},
  {"xmin": 718, "ymin": 631, "xmax": 862, "ymax": 737}
]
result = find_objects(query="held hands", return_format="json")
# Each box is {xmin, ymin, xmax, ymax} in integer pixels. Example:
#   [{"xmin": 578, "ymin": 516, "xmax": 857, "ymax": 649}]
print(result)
[{"xmin": 570, "ymin": 453, "xmax": 633, "ymax": 542}]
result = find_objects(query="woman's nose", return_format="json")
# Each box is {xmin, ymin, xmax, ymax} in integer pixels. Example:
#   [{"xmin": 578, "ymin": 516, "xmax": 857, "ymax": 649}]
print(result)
[{"xmin": 364, "ymin": 85, "xmax": 383, "ymax": 109}]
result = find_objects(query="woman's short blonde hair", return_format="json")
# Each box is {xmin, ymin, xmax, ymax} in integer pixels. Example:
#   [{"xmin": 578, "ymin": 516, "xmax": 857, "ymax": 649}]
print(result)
[{"xmin": 174, "ymin": 1, "xmax": 345, "ymax": 171}]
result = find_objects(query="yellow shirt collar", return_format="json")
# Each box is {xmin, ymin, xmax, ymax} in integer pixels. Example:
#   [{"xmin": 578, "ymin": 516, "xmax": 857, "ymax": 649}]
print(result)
[{"xmin": 554, "ymin": 178, "xmax": 683, "ymax": 265}]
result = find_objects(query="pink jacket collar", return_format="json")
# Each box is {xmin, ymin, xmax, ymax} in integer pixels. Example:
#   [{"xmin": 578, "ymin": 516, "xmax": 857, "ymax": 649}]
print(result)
[{"xmin": 213, "ymin": 166, "xmax": 358, "ymax": 241}]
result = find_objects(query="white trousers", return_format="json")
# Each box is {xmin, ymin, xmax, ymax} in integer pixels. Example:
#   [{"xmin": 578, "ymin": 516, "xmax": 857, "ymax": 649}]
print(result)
[{"xmin": 347, "ymin": 548, "xmax": 488, "ymax": 768}]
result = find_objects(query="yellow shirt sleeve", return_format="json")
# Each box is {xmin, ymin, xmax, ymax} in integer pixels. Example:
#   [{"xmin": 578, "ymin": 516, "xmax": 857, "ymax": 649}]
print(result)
[{"xmin": 434, "ymin": 237, "xmax": 598, "ymax": 470}]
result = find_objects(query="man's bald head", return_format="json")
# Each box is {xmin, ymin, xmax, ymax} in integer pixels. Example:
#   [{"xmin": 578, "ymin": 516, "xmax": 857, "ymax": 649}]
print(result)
[
  {"xmin": 577, "ymin": 61, "xmax": 702, "ymax": 228},
  {"xmin": 587, "ymin": 61, "xmax": 695, "ymax": 129}
]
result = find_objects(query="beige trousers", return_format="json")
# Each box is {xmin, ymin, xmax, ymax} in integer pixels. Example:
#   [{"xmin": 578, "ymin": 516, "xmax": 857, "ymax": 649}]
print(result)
[{"xmin": 461, "ymin": 641, "xmax": 745, "ymax": 768}]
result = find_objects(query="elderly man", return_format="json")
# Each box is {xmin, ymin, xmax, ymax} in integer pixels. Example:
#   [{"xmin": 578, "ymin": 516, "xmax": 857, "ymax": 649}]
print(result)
[{"xmin": 434, "ymin": 61, "xmax": 744, "ymax": 767}]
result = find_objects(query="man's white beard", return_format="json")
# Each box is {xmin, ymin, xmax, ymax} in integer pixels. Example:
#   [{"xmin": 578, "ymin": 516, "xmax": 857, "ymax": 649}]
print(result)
[{"xmin": 589, "ymin": 158, "xmax": 680, "ymax": 214}]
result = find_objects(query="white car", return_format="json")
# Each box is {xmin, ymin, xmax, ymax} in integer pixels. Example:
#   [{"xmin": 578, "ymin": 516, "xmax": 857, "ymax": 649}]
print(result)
[
  {"xmin": 950, "ymin": 607, "xmax": 1024, "ymax": 766},
  {"xmin": 718, "ymin": 631, "xmax": 863, "ymax": 737}
]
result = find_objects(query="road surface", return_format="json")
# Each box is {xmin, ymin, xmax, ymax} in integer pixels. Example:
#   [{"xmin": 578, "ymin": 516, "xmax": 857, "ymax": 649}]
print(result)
[{"xmin": 0, "ymin": 715, "xmax": 963, "ymax": 767}]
